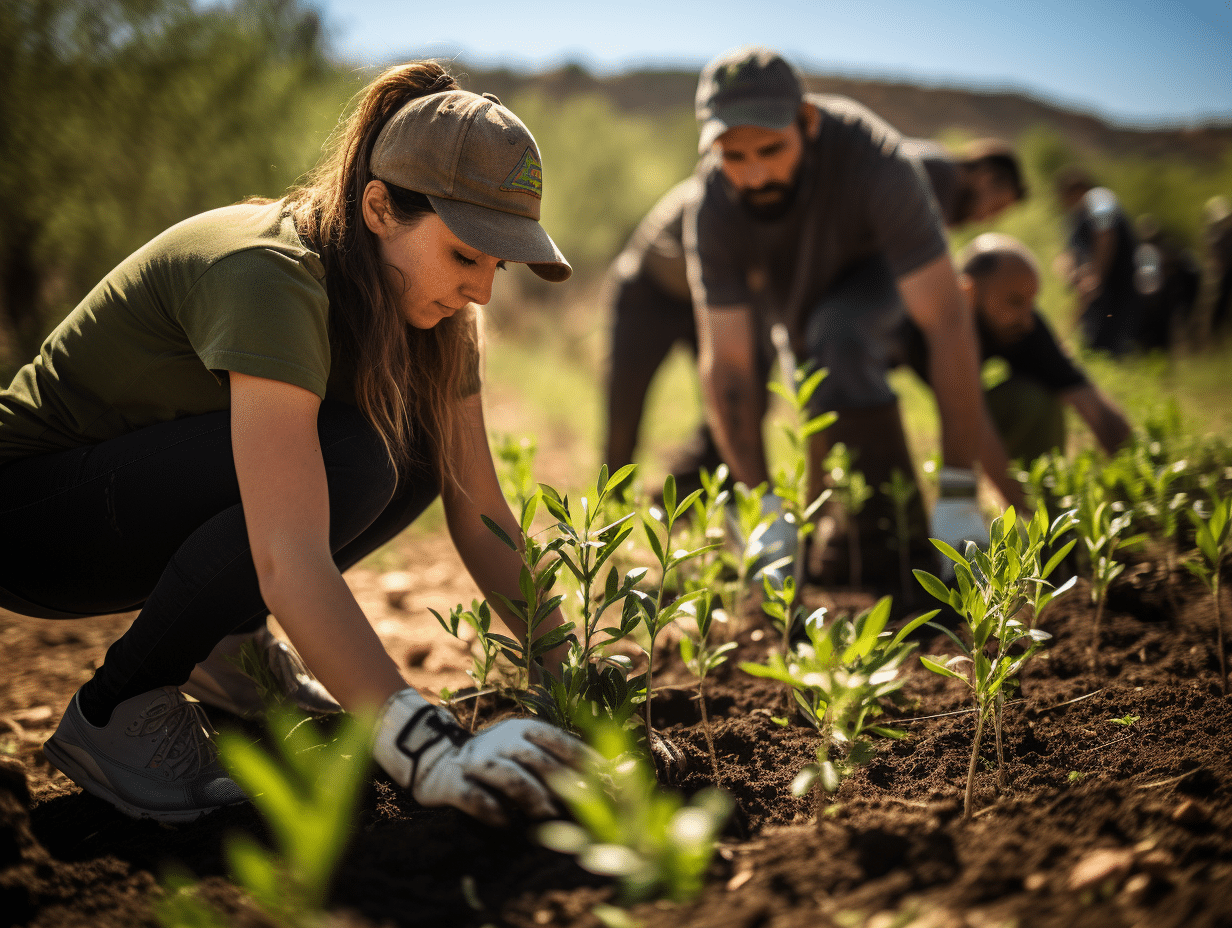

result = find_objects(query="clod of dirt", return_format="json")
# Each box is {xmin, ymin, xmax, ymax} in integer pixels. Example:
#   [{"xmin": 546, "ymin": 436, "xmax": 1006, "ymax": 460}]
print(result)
[{"xmin": 1067, "ymin": 847, "xmax": 1135, "ymax": 891}]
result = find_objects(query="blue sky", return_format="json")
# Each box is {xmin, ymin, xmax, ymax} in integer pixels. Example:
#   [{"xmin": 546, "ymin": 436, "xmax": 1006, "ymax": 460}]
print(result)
[{"xmin": 310, "ymin": 0, "xmax": 1232, "ymax": 127}]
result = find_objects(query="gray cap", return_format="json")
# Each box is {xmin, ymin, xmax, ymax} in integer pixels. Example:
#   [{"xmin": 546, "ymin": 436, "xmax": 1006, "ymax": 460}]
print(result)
[
  {"xmin": 370, "ymin": 90, "xmax": 571, "ymax": 282},
  {"xmin": 695, "ymin": 46, "xmax": 805, "ymax": 154}
]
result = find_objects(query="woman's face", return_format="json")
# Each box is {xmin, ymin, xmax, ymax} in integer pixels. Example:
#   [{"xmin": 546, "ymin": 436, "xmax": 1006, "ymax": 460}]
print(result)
[{"xmin": 363, "ymin": 183, "xmax": 504, "ymax": 329}]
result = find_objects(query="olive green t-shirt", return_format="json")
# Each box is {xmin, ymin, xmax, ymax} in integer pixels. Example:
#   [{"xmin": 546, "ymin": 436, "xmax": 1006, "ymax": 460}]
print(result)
[{"xmin": 2, "ymin": 201, "xmax": 356, "ymax": 465}]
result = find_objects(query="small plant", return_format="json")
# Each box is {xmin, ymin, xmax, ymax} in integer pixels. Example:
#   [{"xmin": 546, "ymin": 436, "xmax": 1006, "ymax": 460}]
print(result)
[
  {"xmin": 824, "ymin": 442, "xmax": 874, "ymax": 589},
  {"xmin": 158, "ymin": 708, "xmax": 373, "ymax": 928},
  {"xmin": 883, "ymin": 468, "xmax": 919, "ymax": 598},
  {"xmin": 1075, "ymin": 483, "xmax": 1146, "ymax": 670},
  {"xmin": 725, "ymin": 479, "xmax": 782, "ymax": 616},
  {"xmin": 634, "ymin": 474, "xmax": 716, "ymax": 743},
  {"xmin": 1108, "ymin": 713, "xmax": 1141, "ymax": 727},
  {"xmin": 915, "ymin": 505, "xmax": 1077, "ymax": 820},
  {"xmin": 766, "ymin": 354, "xmax": 835, "ymax": 589},
  {"xmin": 482, "ymin": 491, "xmax": 575, "ymax": 691},
  {"xmin": 1186, "ymin": 493, "xmax": 1232, "ymax": 694},
  {"xmin": 537, "ymin": 720, "xmax": 732, "ymax": 906},
  {"xmin": 741, "ymin": 597, "xmax": 934, "ymax": 823},
  {"xmin": 431, "ymin": 599, "xmax": 501, "ymax": 731},
  {"xmin": 679, "ymin": 589, "xmax": 737, "ymax": 784},
  {"xmin": 493, "ymin": 432, "xmax": 539, "ymax": 510}
]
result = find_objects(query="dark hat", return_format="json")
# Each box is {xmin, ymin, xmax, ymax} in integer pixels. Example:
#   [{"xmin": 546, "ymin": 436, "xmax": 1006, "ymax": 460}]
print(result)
[
  {"xmin": 695, "ymin": 46, "xmax": 804, "ymax": 154},
  {"xmin": 371, "ymin": 90, "xmax": 571, "ymax": 282}
]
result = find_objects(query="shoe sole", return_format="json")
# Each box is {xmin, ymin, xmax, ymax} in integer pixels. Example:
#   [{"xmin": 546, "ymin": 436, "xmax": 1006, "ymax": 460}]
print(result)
[{"xmin": 42, "ymin": 736, "xmax": 241, "ymax": 824}]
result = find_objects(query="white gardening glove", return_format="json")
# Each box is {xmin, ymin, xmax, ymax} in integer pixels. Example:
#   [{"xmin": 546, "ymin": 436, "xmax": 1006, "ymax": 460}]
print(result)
[
  {"xmin": 372, "ymin": 688, "xmax": 588, "ymax": 827},
  {"xmin": 930, "ymin": 467, "xmax": 988, "ymax": 578},
  {"xmin": 740, "ymin": 492, "xmax": 798, "ymax": 588}
]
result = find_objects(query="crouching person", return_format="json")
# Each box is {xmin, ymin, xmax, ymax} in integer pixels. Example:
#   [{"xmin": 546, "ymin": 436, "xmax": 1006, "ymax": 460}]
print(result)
[{"xmin": 0, "ymin": 61, "xmax": 584, "ymax": 825}]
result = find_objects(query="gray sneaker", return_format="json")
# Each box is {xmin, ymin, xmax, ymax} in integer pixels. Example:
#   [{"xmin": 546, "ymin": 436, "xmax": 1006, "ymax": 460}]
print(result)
[
  {"xmin": 181, "ymin": 625, "xmax": 342, "ymax": 719},
  {"xmin": 43, "ymin": 687, "xmax": 247, "ymax": 823}
]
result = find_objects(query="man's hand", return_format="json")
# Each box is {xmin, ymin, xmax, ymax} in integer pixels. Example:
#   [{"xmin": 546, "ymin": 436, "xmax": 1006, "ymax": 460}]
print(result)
[
  {"xmin": 930, "ymin": 467, "xmax": 988, "ymax": 569},
  {"xmin": 373, "ymin": 688, "xmax": 589, "ymax": 826}
]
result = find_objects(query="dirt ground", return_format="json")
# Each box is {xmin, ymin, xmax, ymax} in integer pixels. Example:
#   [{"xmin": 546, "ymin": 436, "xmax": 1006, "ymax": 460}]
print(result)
[{"xmin": 3, "ymin": 531, "xmax": 1232, "ymax": 928}]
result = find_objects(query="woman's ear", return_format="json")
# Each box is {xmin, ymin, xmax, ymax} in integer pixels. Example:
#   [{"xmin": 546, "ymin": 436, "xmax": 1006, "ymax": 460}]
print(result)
[{"xmin": 362, "ymin": 180, "xmax": 393, "ymax": 237}]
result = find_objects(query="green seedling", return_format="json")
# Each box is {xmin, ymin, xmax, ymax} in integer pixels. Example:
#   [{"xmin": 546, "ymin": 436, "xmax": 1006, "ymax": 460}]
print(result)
[
  {"xmin": 493, "ymin": 432, "xmax": 539, "ymax": 510},
  {"xmin": 634, "ymin": 474, "xmax": 716, "ymax": 742},
  {"xmin": 538, "ymin": 465, "xmax": 642, "ymax": 659},
  {"xmin": 158, "ymin": 708, "xmax": 373, "ymax": 928},
  {"xmin": 915, "ymin": 505, "xmax": 1077, "ymax": 820},
  {"xmin": 679, "ymin": 464, "xmax": 736, "ymax": 616},
  {"xmin": 766, "ymin": 352, "xmax": 835, "ymax": 590},
  {"xmin": 482, "ymin": 490, "xmax": 575, "ymax": 691},
  {"xmin": 883, "ymin": 468, "xmax": 919, "ymax": 599},
  {"xmin": 727, "ymin": 479, "xmax": 782, "ymax": 619},
  {"xmin": 538, "ymin": 720, "xmax": 732, "ymax": 906},
  {"xmin": 741, "ymin": 597, "xmax": 933, "ymax": 823},
  {"xmin": 1067, "ymin": 770, "xmax": 1087, "ymax": 783},
  {"xmin": 1108, "ymin": 714, "xmax": 1141, "ymax": 727},
  {"xmin": 679, "ymin": 588, "xmax": 738, "ymax": 784},
  {"xmin": 431, "ymin": 599, "xmax": 501, "ymax": 731},
  {"xmin": 1075, "ymin": 483, "xmax": 1146, "ymax": 670},
  {"xmin": 824, "ymin": 442, "xmax": 873, "ymax": 589},
  {"xmin": 1186, "ymin": 494, "xmax": 1232, "ymax": 694}
]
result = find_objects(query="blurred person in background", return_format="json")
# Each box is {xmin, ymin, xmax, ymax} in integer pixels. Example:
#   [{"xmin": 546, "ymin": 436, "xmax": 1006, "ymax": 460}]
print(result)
[
  {"xmin": 898, "ymin": 233, "xmax": 1131, "ymax": 462},
  {"xmin": 1132, "ymin": 214, "xmax": 1201, "ymax": 352},
  {"xmin": 602, "ymin": 133, "xmax": 1025, "ymax": 505},
  {"xmin": 1054, "ymin": 166, "xmax": 1143, "ymax": 356},
  {"xmin": 1204, "ymin": 195, "xmax": 1232, "ymax": 340},
  {"xmin": 675, "ymin": 45, "xmax": 1026, "ymax": 602},
  {"xmin": 0, "ymin": 62, "xmax": 586, "ymax": 827}
]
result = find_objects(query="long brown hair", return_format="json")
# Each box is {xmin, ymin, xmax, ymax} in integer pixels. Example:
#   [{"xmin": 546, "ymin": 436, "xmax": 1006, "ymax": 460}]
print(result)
[{"xmin": 286, "ymin": 61, "xmax": 479, "ymax": 485}]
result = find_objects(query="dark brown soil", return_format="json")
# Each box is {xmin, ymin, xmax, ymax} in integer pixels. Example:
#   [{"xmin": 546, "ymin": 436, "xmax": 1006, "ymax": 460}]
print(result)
[{"xmin": 3, "ymin": 536, "xmax": 1232, "ymax": 928}]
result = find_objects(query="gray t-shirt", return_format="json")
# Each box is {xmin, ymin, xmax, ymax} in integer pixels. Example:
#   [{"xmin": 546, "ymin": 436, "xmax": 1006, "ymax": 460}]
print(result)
[
  {"xmin": 613, "ymin": 177, "xmax": 699, "ymax": 302},
  {"xmin": 685, "ymin": 94, "xmax": 948, "ymax": 344},
  {"xmin": 899, "ymin": 138, "xmax": 961, "ymax": 226}
]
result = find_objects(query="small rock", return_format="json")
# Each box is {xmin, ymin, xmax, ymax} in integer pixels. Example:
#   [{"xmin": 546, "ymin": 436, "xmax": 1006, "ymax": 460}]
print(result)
[
  {"xmin": 11, "ymin": 706, "xmax": 52, "ymax": 724},
  {"xmin": 1172, "ymin": 799, "xmax": 1209, "ymax": 826},
  {"xmin": 1023, "ymin": 872, "xmax": 1048, "ymax": 892},
  {"xmin": 726, "ymin": 868, "xmax": 754, "ymax": 892},
  {"xmin": 379, "ymin": 571, "xmax": 414, "ymax": 609},
  {"xmin": 1068, "ymin": 847, "xmax": 1134, "ymax": 892},
  {"xmin": 1136, "ymin": 848, "xmax": 1175, "ymax": 875},
  {"xmin": 1120, "ymin": 872, "xmax": 1152, "ymax": 904}
]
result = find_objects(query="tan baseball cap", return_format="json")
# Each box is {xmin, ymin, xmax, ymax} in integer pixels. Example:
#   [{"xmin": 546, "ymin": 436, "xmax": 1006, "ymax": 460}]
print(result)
[{"xmin": 371, "ymin": 90, "xmax": 571, "ymax": 282}]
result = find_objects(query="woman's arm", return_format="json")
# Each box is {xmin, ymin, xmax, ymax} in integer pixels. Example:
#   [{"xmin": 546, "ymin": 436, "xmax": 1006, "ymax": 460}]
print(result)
[
  {"xmin": 440, "ymin": 393, "xmax": 570, "ymax": 667},
  {"xmin": 229, "ymin": 371, "xmax": 407, "ymax": 714}
]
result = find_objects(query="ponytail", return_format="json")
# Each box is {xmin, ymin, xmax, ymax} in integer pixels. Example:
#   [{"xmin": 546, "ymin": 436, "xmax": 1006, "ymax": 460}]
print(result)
[{"xmin": 287, "ymin": 62, "xmax": 478, "ymax": 486}]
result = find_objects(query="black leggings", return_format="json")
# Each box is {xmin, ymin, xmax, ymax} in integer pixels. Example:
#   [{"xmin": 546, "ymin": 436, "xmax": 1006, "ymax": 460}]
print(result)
[{"xmin": 0, "ymin": 402, "xmax": 439, "ymax": 718}]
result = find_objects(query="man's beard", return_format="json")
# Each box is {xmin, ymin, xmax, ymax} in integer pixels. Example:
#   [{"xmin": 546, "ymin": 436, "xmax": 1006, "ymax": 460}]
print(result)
[{"xmin": 737, "ymin": 179, "xmax": 799, "ymax": 221}]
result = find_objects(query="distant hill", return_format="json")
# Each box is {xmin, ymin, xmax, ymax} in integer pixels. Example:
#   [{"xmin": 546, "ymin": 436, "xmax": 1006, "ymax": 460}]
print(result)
[{"xmin": 456, "ymin": 61, "xmax": 1232, "ymax": 166}]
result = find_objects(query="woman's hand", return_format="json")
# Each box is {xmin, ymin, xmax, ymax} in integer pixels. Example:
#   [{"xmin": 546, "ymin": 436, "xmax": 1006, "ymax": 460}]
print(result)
[
  {"xmin": 373, "ymin": 687, "xmax": 590, "ymax": 826},
  {"xmin": 229, "ymin": 372, "xmax": 406, "ymax": 713}
]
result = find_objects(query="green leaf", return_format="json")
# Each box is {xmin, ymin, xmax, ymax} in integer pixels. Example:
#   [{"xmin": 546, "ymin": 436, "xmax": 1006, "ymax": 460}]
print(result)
[
  {"xmin": 920, "ymin": 655, "xmax": 966, "ymax": 680},
  {"xmin": 889, "ymin": 609, "xmax": 940, "ymax": 647},
  {"xmin": 913, "ymin": 569, "xmax": 953, "ymax": 605},
  {"xmin": 482, "ymin": 515, "xmax": 518, "ymax": 552}
]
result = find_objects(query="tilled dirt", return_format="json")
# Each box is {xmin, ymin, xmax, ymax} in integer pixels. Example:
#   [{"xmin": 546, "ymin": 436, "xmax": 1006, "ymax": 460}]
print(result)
[{"xmin": 2, "ymin": 535, "xmax": 1231, "ymax": 928}]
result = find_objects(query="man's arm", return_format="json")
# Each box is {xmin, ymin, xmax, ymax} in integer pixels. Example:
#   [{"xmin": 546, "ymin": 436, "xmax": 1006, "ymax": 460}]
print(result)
[
  {"xmin": 897, "ymin": 254, "xmax": 1025, "ymax": 508},
  {"xmin": 695, "ymin": 302, "xmax": 769, "ymax": 488},
  {"xmin": 1062, "ymin": 383, "xmax": 1132, "ymax": 455}
]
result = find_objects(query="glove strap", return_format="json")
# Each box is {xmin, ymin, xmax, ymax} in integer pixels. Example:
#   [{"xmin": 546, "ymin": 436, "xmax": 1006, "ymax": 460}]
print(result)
[
  {"xmin": 372, "ymin": 687, "xmax": 469, "ymax": 788},
  {"xmin": 937, "ymin": 466, "xmax": 978, "ymax": 499}
]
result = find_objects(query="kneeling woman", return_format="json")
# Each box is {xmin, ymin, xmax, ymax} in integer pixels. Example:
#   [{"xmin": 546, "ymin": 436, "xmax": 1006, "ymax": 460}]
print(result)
[{"xmin": 0, "ymin": 61, "xmax": 582, "ymax": 826}]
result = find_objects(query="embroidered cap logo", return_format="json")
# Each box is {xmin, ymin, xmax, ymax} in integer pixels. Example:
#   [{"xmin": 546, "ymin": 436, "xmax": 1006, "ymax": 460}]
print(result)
[{"xmin": 501, "ymin": 147, "xmax": 543, "ymax": 199}]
